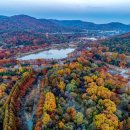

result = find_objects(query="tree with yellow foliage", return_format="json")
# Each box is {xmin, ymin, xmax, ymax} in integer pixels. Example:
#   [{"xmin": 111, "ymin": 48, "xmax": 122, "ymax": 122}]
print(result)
[
  {"xmin": 58, "ymin": 121, "xmax": 65, "ymax": 129},
  {"xmin": 99, "ymin": 99, "xmax": 116, "ymax": 113},
  {"xmin": 86, "ymin": 85, "xmax": 97, "ymax": 95},
  {"xmin": 0, "ymin": 83, "xmax": 8, "ymax": 99},
  {"xmin": 58, "ymin": 81, "xmax": 66, "ymax": 91},
  {"xmin": 94, "ymin": 113, "xmax": 119, "ymax": 130},
  {"xmin": 57, "ymin": 69, "xmax": 64, "ymax": 75},
  {"xmin": 97, "ymin": 86, "xmax": 112, "ymax": 99},
  {"xmin": 42, "ymin": 112, "xmax": 51, "ymax": 126},
  {"xmin": 84, "ymin": 76, "xmax": 93, "ymax": 83},
  {"xmin": 87, "ymin": 83, "xmax": 113, "ymax": 100},
  {"xmin": 43, "ymin": 92, "xmax": 56, "ymax": 112},
  {"xmin": 65, "ymin": 68, "xmax": 71, "ymax": 75}
]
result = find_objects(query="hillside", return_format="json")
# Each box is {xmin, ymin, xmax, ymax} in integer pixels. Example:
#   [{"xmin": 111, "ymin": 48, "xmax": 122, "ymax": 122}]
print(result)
[
  {"xmin": 0, "ymin": 15, "xmax": 130, "ymax": 33},
  {"xmin": 55, "ymin": 20, "xmax": 130, "ymax": 31},
  {"xmin": 101, "ymin": 32, "xmax": 130, "ymax": 55},
  {"xmin": 0, "ymin": 15, "xmax": 71, "ymax": 33},
  {"xmin": 0, "ymin": 15, "xmax": 130, "ymax": 48}
]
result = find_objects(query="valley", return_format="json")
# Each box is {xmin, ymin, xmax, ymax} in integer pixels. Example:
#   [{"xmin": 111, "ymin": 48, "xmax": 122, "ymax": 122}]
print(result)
[{"xmin": 0, "ymin": 15, "xmax": 130, "ymax": 130}]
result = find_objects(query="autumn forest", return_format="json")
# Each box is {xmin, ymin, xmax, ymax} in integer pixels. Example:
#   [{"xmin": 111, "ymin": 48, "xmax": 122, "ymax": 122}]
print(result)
[{"xmin": 0, "ymin": 14, "xmax": 130, "ymax": 130}]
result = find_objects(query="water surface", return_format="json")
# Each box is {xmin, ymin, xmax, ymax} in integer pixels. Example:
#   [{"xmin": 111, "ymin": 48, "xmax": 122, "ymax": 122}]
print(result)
[{"xmin": 18, "ymin": 48, "xmax": 75, "ymax": 60}]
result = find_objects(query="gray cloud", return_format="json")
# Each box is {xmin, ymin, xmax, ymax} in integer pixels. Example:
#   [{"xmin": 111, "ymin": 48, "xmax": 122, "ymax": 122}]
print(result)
[{"xmin": 0, "ymin": 0, "xmax": 130, "ymax": 24}]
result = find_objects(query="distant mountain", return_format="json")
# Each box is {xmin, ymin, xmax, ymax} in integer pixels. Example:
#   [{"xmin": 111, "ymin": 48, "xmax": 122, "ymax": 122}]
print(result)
[
  {"xmin": 0, "ymin": 15, "xmax": 130, "ymax": 33},
  {"xmin": 98, "ymin": 22, "xmax": 129, "ymax": 31},
  {"xmin": 0, "ymin": 15, "xmax": 8, "ymax": 19},
  {"xmin": 0, "ymin": 15, "xmax": 80, "ymax": 33},
  {"xmin": 45, "ymin": 20, "xmax": 130, "ymax": 31},
  {"xmin": 40, "ymin": 19, "xmax": 130, "ymax": 31}
]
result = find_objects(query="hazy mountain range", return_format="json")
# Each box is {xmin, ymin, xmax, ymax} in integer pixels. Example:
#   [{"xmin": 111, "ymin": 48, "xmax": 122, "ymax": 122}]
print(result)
[{"xmin": 0, "ymin": 15, "xmax": 130, "ymax": 33}]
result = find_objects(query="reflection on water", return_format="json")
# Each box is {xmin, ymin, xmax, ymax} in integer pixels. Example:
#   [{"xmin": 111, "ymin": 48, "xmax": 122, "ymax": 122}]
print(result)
[{"xmin": 18, "ymin": 48, "xmax": 75, "ymax": 60}]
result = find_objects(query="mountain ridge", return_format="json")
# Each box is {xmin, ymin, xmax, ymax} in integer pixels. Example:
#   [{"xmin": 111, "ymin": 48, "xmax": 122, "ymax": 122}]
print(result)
[{"xmin": 0, "ymin": 14, "xmax": 130, "ymax": 33}]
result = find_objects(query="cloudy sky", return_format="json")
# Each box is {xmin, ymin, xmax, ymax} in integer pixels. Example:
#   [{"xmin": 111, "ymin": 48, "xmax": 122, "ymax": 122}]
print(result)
[{"xmin": 0, "ymin": 0, "xmax": 130, "ymax": 24}]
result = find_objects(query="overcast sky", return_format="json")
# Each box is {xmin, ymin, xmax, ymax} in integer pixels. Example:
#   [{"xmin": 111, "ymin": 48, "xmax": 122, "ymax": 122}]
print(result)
[{"xmin": 0, "ymin": 0, "xmax": 130, "ymax": 24}]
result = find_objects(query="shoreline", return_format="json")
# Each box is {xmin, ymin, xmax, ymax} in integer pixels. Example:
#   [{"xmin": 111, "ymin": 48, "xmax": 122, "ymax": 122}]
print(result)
[{"xmin": 16, "ymin": 46, "xmax": 52, "ymax": 58}]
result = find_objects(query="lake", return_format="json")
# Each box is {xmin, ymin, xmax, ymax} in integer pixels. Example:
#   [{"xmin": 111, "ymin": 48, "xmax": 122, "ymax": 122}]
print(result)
[{"xmin": 18, "ymin": 48, "xmax": 75, "ymax": 60}]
